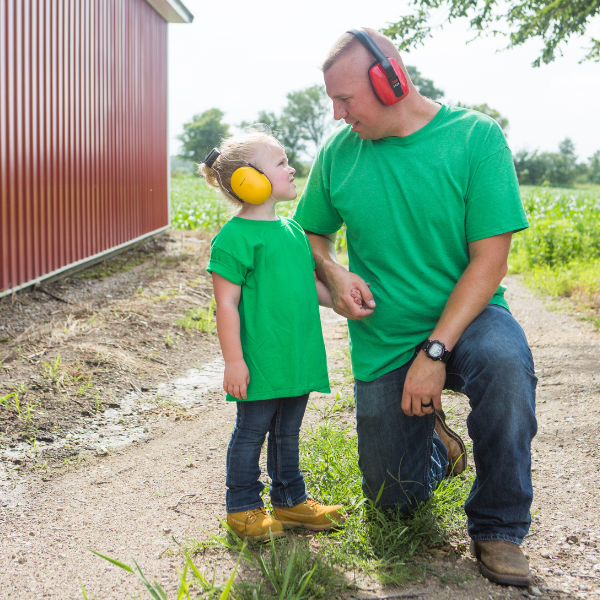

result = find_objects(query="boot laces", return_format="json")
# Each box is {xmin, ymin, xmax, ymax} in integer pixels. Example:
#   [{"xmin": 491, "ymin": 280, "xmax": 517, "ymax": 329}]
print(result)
[
  {"xmin": 305, "ymin": 498, "xmax": 321, "ymax": 511},
  {"xmin": 245, "ymin": 507, "xmax": 268, "ymax": 522}
]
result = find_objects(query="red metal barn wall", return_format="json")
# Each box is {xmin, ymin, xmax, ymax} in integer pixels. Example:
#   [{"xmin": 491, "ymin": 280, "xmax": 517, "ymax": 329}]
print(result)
[{"xmin": 0, "ymin": 0, "xmax": 169, "ymax": 294}]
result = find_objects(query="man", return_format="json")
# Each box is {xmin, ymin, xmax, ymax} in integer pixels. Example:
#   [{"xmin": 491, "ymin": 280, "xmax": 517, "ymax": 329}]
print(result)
[{"xmin": 294, "ymin": 28, "xmax": 537, "ymax": 587}]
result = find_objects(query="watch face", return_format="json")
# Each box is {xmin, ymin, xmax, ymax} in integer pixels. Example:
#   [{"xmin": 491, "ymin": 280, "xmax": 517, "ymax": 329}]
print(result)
[{"xmin": 429, "ymin": 342, "xmax": 444, "ymax": 358}]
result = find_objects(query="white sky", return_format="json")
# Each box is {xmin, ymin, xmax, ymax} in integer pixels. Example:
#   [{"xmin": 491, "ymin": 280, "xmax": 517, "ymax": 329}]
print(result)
[{"xmin": 167, "ymin": 0, "xmax": 600, "ymax": 162}]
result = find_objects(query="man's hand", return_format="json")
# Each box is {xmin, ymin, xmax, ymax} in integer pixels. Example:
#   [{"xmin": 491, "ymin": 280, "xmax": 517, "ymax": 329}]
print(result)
[
  {"xmin": 306, "ymin": 231, "xmax": 375, "ymax": 320},
  {"xmin": 401, "ymin": 351, "xmax": 446, "ymax": 416},
  {"xmin": 329, "ymin": 269, "xmax": 375, "ymax": 320},
  {"xmin": 223, "ymin": 359, "xmax": 250, "ymax": 400}
]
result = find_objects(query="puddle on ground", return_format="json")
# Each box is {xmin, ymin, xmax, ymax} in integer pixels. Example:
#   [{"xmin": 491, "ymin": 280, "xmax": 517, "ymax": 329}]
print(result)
[
  {"xmin": 0, "ymin": 358, "xmax": 225, "ymax": 505},
  {"xmin": 1, "ymin": 310, "xmax": 343, "ymax": 505}
]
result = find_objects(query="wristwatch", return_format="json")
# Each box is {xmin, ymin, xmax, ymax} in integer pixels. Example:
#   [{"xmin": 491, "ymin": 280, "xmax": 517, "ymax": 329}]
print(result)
[{"xmin": 419, "ymin": 339, "xmax": 452, "ymax": 363}]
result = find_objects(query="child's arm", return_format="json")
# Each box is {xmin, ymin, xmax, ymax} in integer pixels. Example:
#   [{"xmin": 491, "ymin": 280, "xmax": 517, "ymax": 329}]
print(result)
[
  {"xmin": 212, "ymin": 273, "xmax": 250, "ymax": 400},
  {"xmin": 314, "ymin": 271, "xmax": 333, "ymax": 308}
]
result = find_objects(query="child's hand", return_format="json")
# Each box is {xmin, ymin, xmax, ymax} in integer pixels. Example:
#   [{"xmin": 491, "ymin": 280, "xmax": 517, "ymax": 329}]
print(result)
[
  {"xmin": 350, "ymin": 287, "xmax": 364, "ymax": 306},
  {"xmin": 223, "ymin": 359, "xmax": 250, "ymax": 400}
]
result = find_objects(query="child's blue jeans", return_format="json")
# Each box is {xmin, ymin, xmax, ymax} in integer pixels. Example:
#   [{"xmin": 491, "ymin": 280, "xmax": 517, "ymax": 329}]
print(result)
[{"xmin": 225, "ymin": 394, "xmax": 310, "ymax": 513}]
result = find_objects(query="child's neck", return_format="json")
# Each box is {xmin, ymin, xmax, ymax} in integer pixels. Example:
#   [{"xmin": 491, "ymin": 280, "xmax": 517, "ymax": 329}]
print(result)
[{"xmin": 237, "ymin": 198, "xmax": 280, "ymax": 221}]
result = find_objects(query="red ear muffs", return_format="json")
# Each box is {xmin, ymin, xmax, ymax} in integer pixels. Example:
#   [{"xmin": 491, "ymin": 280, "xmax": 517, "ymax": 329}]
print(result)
[
  {"xmin": 368, "ymin": 58, "xmax": 409, "ymax": 106},
  {"xmin": 348, "ymin": 29, "xmax": 409, "ymax": 106}
]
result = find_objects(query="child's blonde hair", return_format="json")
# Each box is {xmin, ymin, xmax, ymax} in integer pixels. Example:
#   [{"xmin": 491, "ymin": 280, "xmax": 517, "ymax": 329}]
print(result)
[{"xmin": 198, "ymin": 125, "xmax": 282, "ymax": 206}]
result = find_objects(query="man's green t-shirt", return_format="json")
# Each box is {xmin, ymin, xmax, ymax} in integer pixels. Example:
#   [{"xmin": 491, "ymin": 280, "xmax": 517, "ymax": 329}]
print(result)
[
  {"xmin": 207, "ymin": 216, "xmax": 330, "ymax": 401},
  {"xmin": 294, "ymin": 105, "xmax": 529, "ymax": 383}
]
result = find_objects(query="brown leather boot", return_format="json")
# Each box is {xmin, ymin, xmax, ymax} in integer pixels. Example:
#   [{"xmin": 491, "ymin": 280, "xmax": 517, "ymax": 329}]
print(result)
[
  {"xmin": 435, "ymin": 410, "xmax": 466, "ymax": 476},
  {"xmin": 470, "ymin": 540, "xmax": 532, "ymax": 586}
]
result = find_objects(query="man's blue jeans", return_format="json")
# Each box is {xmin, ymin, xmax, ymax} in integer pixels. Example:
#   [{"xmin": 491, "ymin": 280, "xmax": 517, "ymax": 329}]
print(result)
[
  {"xmin": 225, "ymin": 394, "xmax": 309, "ymax": 513},
  {"xmin": 354, "ymin": 305, "xmax": 537, "ymax": 544}
]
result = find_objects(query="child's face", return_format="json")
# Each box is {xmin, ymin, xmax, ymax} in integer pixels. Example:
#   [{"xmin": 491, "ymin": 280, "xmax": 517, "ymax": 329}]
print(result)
[{"xmin": 257, "ymin": 140, "xmax": 297, "ymax": 202}]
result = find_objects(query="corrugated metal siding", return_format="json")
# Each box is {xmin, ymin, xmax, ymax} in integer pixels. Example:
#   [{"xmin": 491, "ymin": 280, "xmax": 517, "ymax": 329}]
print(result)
[{"xmin": 0, "ymin": 0, "xmax": 168, "ymax": 294}]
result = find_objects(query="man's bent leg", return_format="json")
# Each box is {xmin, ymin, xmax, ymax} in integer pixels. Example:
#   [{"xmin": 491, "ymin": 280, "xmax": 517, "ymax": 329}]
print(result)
[
  {"xmin": 447, "ymin": 304, "xmax": 537, "ymax": 544},
  {"xmin": 355, "ymin": 361, "xmax": 448, "ymax": 512}
]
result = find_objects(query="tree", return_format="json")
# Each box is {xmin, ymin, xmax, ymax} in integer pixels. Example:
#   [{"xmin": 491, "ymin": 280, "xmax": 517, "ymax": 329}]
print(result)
[
  {"xmin": 513, "ymin": 138, "xmax": 581, "ymax": 186},
  {"xmin": 406, "ymin": 66, "xmax": 444, "ymax": 100},
  {"xmin": 588, "ymin": 150, "xmax": 600, "ymax": 184},
  {"xmin": 282, "ymin": 85, "xmax": 334, "ymax": 155},
  {"xmin": 239, "ymin": 85, "xmax": 334, "ymax": 173},
  {"xmin": 382, "ymin": 0, "xmax": 600, "ymax": 67},
  {"xmin": 240, "ymin": 110, "xmax": 306, "ymax": 173},
  {"xmin": 177, "ymin": 109, "xmax": 230, "ymax": 163},
  {"xmin": 457, "ymin": 102, "xmax": 509, "ymax": 134}
]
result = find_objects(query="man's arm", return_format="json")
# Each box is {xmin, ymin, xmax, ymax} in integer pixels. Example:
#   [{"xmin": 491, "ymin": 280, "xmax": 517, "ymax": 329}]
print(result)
[
  {"xmin": 401, "ymin": 232, "xmax": 513, "ymax": 417},
  {"xmin": 306, "ymin": 231, "xmax": 376, "ymax": 320}
]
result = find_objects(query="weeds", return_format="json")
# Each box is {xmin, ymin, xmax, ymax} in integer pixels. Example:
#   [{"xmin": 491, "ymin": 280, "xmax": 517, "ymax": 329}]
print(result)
[
  {"xmin": 439, "ymin": 571, "xmax": 472, "ymax": 584},
  {"xmin": 77, "ymin": 372, "xmax": 95, "ymax": 395},
  {"xmin": 216, "ymin": 530, "xmax": 341, "ymax": 600},
  {"xmin": 88, "ymin": 547, "xmax": 241, "ymax": 600},
  {"xmin": 296, "ymin": 422, "xmax": 474, "ymax": 585},
  {"xmin": 176, "ymin": 299, "xmax": 216, "ymax": 334},
  {"xmin": 0, "ymin": 393, "xmax": 16, "ymax": 413},
  {"xmin": 24, "ymin": 402, "xmax": 35, "ymax": 425},
  {"xmin": 1, "ymin": 392, "xmax": 22, "ymax": 418},
  {"xmin": 42, "ymin": 354, "xmax": 66, "ymax": 387},
  {"xmin": 165, "ymin": 331, "xmax": 175, "ymax": 347}
]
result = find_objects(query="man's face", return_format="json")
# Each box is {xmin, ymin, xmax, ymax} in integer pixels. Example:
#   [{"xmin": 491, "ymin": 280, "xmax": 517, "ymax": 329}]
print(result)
[{"xmin": 324, "ymin": 52, "xmax": 390, "ymax": 140}]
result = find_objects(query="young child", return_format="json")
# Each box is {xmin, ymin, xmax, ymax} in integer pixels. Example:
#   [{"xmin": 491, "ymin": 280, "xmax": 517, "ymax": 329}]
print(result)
[{"xmin": 200, "ymin": 128, "xmax": 345, "ymax": 540}]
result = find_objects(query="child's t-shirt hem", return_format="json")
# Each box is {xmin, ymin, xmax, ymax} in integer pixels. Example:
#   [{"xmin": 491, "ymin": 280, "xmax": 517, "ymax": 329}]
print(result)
[{"xmin": 226, "ymin": 384, "xmax": 331, "ymax": 402}]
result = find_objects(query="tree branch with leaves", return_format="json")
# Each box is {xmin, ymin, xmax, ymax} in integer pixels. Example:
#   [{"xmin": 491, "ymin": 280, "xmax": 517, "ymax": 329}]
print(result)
[{"xmin": 382, "ymin": 0, "xmax": 600, "ymax": 67}]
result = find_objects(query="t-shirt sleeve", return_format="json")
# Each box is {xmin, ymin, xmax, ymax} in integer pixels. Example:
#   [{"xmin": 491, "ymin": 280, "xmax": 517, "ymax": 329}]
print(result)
[
  {"xmin": 293, "ymin": 148, "xmax": 344, "ymax": 235},
  {"xmin": 206, "ymin": 247, "xmax": 247, "ymax": 285},
  {"xmin": 465, "ymin": 147, "xmax": 529, "ymax": 243}
]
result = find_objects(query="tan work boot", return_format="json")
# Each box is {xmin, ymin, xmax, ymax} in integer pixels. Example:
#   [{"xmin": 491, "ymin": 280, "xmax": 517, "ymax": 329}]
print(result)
[
  {"xmin": 272, "ymin": 498, "xmax": 346, "ymax": 531},
  {"xmin": 435, "ymin": 409, "xmax": 467, "ymax": 476},
  {"xmin": 226, "ymin": 507, "xmax": 284, "ymax": 540},
  {"xmin": 471, "ymin": 540, "xmax": 532, "ymax": 586}
]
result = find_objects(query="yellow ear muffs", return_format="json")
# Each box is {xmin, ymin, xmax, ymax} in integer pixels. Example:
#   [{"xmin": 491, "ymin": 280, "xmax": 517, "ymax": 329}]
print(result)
[{"xmin": 230, "ymin": 165, "xmax": 272, "ymax": 204}]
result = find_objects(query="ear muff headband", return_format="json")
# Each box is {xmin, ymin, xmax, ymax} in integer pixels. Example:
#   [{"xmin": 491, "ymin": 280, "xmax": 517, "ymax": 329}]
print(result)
[
  {"xmin": 347, "ymin": 29, "xmax": 409, "ymax": 106},
  {"xmin": 203, "ymin": 148, "xmax": 272, "ymax": 204}
]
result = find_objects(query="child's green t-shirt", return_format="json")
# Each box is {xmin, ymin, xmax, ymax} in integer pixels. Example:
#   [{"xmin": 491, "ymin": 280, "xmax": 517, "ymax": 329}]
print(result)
[
  {"xmin": 294, "ymin": 104, "xmax": 529, "ymax": 383},
  {"xmin": 207, "ymin": 216, "xmax": 330, "ymax": 402}
]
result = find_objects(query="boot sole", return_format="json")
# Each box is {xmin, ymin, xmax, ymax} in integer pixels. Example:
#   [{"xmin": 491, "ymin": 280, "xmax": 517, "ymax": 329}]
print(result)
[
  {"xmin": 478, "ymin": 562, "xmax": 532, "ymax": 587},
  {"xmin": 436, "ymin": 409, "xmax": 467, "ymax": 476},
  {"xmin": 276, "ymin": 520, "xmax": 344, "ymax": 531},
  {"xmin": 229, "ymin": 528, "xmax": 286, "ymax": 541}
]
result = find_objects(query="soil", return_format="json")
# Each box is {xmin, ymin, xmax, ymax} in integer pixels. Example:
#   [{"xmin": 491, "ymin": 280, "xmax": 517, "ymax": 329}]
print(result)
[{"xmin": 0, "ymin": 230, "xmax": 599, "ymax": 600}]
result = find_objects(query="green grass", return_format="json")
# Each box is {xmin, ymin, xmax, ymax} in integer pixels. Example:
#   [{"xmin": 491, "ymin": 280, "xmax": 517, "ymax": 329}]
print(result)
[
  {"xmin": 509, "ymin": 186, "xmax": 600, "ymax": 320},
  {"xmin": 175, "ymin": 299, "xmax": 217, "ymax": 334},
  {"xmin": 298, "ymin": 419, "xmax": 473, "ymax": 585}
]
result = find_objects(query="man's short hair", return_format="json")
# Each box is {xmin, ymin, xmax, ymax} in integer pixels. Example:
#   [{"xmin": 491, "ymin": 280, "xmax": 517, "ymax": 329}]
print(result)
[{"xmin": 320, "ymin": 27, "xmax": 395, "ymax": 72}]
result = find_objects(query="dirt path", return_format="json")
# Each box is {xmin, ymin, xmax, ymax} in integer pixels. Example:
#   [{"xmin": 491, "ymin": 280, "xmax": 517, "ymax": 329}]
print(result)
[{"xmin": 0, "ymin": 235, "xmax": 599, "ymax": 600}]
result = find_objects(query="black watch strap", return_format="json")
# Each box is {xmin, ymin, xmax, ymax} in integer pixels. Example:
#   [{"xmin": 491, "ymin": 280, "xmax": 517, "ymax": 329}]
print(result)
[{"xmin": 417, "ymin": 339, "xmax": 452, "ymax": 363}]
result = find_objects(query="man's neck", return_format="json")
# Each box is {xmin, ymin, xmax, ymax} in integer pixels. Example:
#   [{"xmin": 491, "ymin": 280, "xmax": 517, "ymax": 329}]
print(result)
[{"xmin": 385, "ymin": 95, "xmax": 441, "ymax": 138}]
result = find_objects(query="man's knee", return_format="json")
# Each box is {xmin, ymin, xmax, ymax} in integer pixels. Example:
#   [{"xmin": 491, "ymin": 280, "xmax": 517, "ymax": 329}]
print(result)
[{"xmin": 454, "ymin": 306, "xmax": 536, "ymax": 388}]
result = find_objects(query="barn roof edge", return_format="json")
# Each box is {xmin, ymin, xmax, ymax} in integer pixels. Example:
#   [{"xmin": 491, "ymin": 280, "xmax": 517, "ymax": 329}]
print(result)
[{"xmin": 144, "ymin": 0, "xmax": 194, "ymax": 23}]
